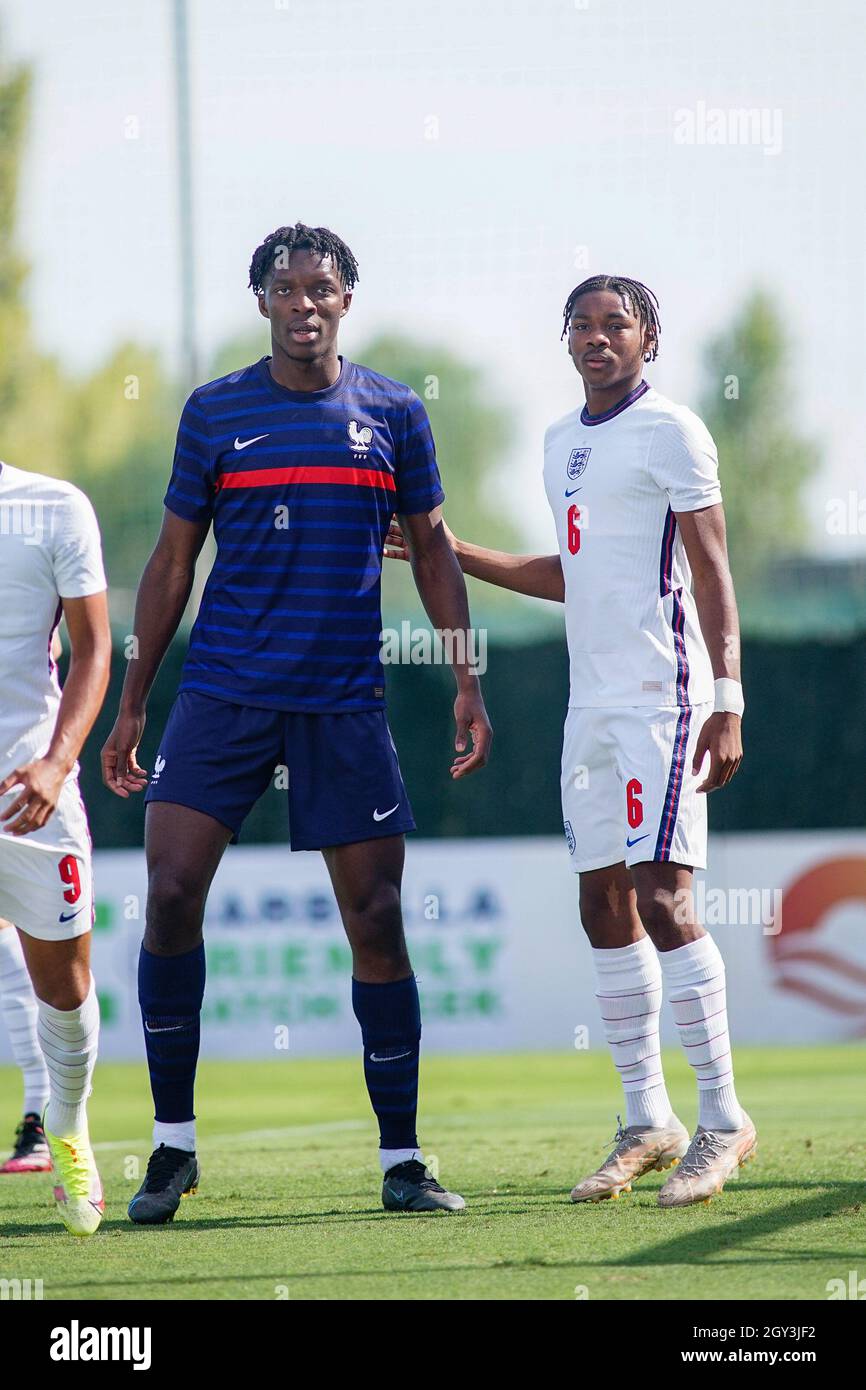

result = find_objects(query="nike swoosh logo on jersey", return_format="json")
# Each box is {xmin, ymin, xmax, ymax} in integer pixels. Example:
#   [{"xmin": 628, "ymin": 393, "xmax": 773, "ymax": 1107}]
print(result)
[
  {"xmin": 234, "ymin": 434, "xmax": 269, "ymax": 450},
  {"xmin": 564, "ymin": 486, "xmax": 582, "ymax": 497},
  {"xmin": 626, "ymin": 833, "xmax": 650, "ymax": 847},
  {"xmin": 369, "ymin": 1050, "xmax": 412, "ymax": 1063},
  {"xmin": 58, "ymin": 907, "xmax": 84, "ymax": 923},
  {"xmin": 373, "ymin": 804, "xmax": 399, "ymax": 821}
]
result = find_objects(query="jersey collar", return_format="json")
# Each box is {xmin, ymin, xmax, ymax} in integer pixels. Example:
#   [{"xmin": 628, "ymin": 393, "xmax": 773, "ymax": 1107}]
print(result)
[
  {"xmin": 580, "ymin": 379, "xmax": 649, "ymax": 427},
  {"xmin": 256, "ymin": 355, "xmax": 353, "ymax": 403}
]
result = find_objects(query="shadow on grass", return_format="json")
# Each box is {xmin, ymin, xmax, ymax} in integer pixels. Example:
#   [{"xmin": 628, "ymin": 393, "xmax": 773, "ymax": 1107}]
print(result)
[
  {"xmin": 580, "ymin": 1181, "xmax": 866, "ymax": 1268},
  {"xmin": 1, "ymin": 1179, "xmax": 861, "ymax": 1259},
  {"xmin": 0, "ymin": 1203, "xmax": 528, "ymax": 1239}
]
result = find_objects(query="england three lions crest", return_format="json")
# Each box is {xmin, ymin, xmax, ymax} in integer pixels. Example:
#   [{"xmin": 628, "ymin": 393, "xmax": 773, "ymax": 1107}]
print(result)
[{"xmin": 567, "ymin": 448, "xmax": 591, "ymax": 480}]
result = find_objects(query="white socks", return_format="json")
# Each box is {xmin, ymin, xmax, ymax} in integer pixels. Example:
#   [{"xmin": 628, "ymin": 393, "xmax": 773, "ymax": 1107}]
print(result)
[
  {"xmin": 380, "ymin": 1147, "xmax": 423, "ymax": 1174},
  {"xmin": 658, "ymin": 934, "xmax": 743, "ymax": 1131},
  {"xmin": 153, "ymin": 1120, "xmax": 196, "ymax": 1153},
  {"xmin": 592, "ymin": 932, "xmax": 744, "ymax": 1133},
  {"xmin": 37, "ymin": 976, "xmax": 100, "ymax": 1138},
  {"xmin": 592, "ymin": 937, "xmax": 674, "ymax": 1130},
  {"xmin": 0, "ymin": 928, "xmax": 50, "ymax": 1116}
]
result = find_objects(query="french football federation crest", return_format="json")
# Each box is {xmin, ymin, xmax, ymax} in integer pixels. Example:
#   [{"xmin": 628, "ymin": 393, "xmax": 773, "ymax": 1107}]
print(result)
[
  {"xmin": 567, "ymin": 447, "xmax": 591, "ymax": 480},
  {"xmin": 347, "ymin": 420, "xmax": 373, "ymax": 456}
]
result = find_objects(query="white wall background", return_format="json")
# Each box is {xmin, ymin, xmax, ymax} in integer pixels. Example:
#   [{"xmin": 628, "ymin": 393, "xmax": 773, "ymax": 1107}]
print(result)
[{"xmin": 2, "ymin": 830, "xmax": 861, "ymax": 1063}]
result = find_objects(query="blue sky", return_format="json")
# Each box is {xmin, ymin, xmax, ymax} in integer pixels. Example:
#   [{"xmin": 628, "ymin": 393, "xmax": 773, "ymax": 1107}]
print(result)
[{"xmin": 7, "ymin": 0, "xmax": 864, "ymax": 550}]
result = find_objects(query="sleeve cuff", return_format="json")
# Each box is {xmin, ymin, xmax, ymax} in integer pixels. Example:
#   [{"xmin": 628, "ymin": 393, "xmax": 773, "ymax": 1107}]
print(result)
[
  {"xmin": 394, "ymin": 488, "xmax": 446, "ymax": 515},
  {"xmin": 670, "ymin": 488, "xmax": 723, "ymax": 512},
  {"xmin": 56, "ymin": 582, "xmax": 108, "ymax": 600},
  {"xmin": 164, "ymin": 494, "xmax": 212, "ymax": 523}
]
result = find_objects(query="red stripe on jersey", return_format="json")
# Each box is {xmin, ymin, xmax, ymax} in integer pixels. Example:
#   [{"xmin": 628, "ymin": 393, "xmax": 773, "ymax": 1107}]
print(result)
[{"xmin": 216, "ymin": 465, "xmax": 396, "ymax": 493}]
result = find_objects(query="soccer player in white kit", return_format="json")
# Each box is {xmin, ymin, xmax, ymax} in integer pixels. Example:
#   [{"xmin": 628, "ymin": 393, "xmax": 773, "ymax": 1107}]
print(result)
[
  {"xmin": 0, "ymin": 461, "xmax": 111, "ymax": 1234},
  {"xmin": 386, "ymin": 275, "xmax": 756, "ymax": 1207}
]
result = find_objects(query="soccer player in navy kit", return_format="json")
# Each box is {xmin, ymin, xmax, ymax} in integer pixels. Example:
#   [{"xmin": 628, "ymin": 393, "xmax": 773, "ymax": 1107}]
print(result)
[{"xmin": 101, "ymin": 223, "xmax": 492, "ymax": 1221}]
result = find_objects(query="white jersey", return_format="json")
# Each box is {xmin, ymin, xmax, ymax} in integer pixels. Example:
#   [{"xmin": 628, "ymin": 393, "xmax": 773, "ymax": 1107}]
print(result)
[
  {"xmin": 543, "ymin": 382, "xmax": 722, "ymax": 709},
  {"xmin": 0, "ymin": 463, "xmax": 106, "ymax": 784}
]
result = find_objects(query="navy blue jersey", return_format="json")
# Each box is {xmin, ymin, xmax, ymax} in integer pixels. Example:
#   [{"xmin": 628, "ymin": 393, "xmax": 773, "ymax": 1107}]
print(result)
[{"xmin": 164, "ymin": 357, "xmax": 444, "ymax": 712}]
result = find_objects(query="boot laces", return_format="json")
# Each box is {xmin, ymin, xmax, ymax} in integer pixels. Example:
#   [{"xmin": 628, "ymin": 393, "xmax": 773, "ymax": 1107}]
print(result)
[{"xmin": 678, "ymin": 1130, "xmax": 727, "ymax": 1177}]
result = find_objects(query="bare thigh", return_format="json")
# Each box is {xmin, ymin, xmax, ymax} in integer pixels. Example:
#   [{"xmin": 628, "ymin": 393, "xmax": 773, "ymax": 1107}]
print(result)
[{"xmin": 578, "ymin": 861, "xmax": 644, "ymax": 949}]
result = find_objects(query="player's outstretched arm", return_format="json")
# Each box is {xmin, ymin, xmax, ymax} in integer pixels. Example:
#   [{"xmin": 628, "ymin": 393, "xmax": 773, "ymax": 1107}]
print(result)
[
  {"xmin": 101, "ymin": 509, "xmax": 209, "ymax": 797},
  {"xmin": 385, "ymin": 517, "xmax": 564, "ymax": 602},
  {"xmin": 398, "ymin": 507, "xmax": 493, "ymax": 780},
  {"xmin": 676, "ymin": 503, "xmax": 744, "ymax": 794},
  {"xmin": 0, "ymin": 592, "xmax": 111, "ymax": 835}
]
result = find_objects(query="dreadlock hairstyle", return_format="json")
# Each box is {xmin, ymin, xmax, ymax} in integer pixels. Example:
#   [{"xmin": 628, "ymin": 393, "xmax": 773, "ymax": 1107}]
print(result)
[
  {"xmin": 561, "ymin": 274, "xmax": 661, "ymax": 361},
  {"xmin": 248, "ymin": 222, "xmax": 360, "ymax": 295}
]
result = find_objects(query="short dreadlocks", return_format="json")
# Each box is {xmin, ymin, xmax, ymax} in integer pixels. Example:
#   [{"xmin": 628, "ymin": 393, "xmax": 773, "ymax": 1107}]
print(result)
[
  {"xmin": 248, "ymin": 222, "xmax": 359, "ymax": 296},
  {"xmin": 561, "ymin": 275, "xmax": 661, "ymax": 361}
]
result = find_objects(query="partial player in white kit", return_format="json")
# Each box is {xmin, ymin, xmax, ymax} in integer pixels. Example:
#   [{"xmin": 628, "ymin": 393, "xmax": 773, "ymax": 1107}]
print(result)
[
  {"xmin": 0, "ymin": 461, "xmax": 111, "ymax": 1234},
  {"xmin": 386, "ymin": 274, "xmax": 756, "ymax": 1208},
  {"xmin": 0, "ymin": 631, "xmax": 61, "ymax": 1176},
  {"xmin": 0, "ymin": 912, "xmax": 51, "ymax": 1173}
]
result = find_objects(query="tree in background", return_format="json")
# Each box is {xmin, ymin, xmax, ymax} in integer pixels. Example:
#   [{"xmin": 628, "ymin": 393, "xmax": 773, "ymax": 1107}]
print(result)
[
  {"xmin": 206, "ymin": 328, "xmax": 269, "ymax": 384},
  {"xmin": 358, "ymin": 334, "xmax": 518, "ymax": 546},
  {"xmin": 0, "ymin": 46, "xmax": 69, "ymax": 476},
  {"xmin": 62, "ymin": 345, "xmax": 176, "ymax": 597},
  {"xmin": 0, "ymin": 37, "xmax": 175, "ymax": 606},
  {"xmin": 698, "ymin": 290, "xmax": 815, "ymax": 596}
]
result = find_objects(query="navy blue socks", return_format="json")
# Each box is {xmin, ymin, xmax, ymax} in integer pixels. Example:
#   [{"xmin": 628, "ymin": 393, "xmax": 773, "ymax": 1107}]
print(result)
[
  {"xmin": 352, "ymin": 975, "xmax": 421, "ymax": 1152},
  {"xmin": 138, "ymin": 942, "xmax": 206, "ymax": 1127}
]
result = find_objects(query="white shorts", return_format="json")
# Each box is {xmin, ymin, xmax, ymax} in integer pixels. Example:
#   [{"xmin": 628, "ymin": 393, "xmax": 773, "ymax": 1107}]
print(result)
[
  {"xmin": 0, "ymin": 776, "xmax": 94, "ymax": 941},
  {"xmin": 560, "ymin": 703, "xmax": 711, "ymax": 874}
]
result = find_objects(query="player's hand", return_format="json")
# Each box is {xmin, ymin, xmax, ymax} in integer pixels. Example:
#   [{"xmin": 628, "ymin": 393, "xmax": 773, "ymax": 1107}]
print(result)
[
  {"xmin": 693, "ymin": 711, "xmax": 743, "ymax": 793},
  {"xmin": 451, "ymin": 685, "xmax": 493, "ymax": 779},
  {"xmin": 384, "ymin": 519, "xmax": 410, "ymax": 561},
  {"xmin": 0, "ymin": 757, "xmax": 68, "ymax": 835},
  {"xmin": 383, "ymin": 515, "xmax": 459, "ymax": 561},
  {"xmin": 101, "ymin": 710, "xmax": 149, "ymax": 798}
]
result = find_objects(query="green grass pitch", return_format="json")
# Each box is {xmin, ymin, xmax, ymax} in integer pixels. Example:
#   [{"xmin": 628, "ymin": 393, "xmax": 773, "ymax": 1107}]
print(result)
[{"xmin": 1, "ymin": 1046, "xmax": 863, "ymax": 1301}]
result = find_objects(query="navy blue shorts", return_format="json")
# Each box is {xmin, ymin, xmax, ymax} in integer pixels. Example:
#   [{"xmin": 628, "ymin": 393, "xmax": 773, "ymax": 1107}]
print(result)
[{"xmin": 144, "ymin": 691, "xmax": 416, "ymax": 850}]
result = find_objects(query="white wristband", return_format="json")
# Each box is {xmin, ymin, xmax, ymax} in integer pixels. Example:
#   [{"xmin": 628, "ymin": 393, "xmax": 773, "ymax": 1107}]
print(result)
[{"xmin": 714, "ymin": 678, "xmax": 744, "ymax": 716}]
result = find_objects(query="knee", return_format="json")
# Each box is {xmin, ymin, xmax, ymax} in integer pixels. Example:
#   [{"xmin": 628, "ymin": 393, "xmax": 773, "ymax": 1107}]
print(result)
[
  {"xmin": 145, "ymin": 866, "xmax": 206, "ymax": 953},
  {"xmin": 342, "ymin": 881, "xmax": 407, "ymax": 969},
  {"xmin": 579, "ymin": 883, "xmax": 627, "ymax": 947},
  {"xmin": 634, "ymin": 883, "xmax": 691, "ymax": 949},
  {"xmin": 342, "ymin": 877, "xmax": 401, "ymax": 928},
  {"xmin": 37, "ymin": 968, "xmax": 91, "ymax": 1013}
]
